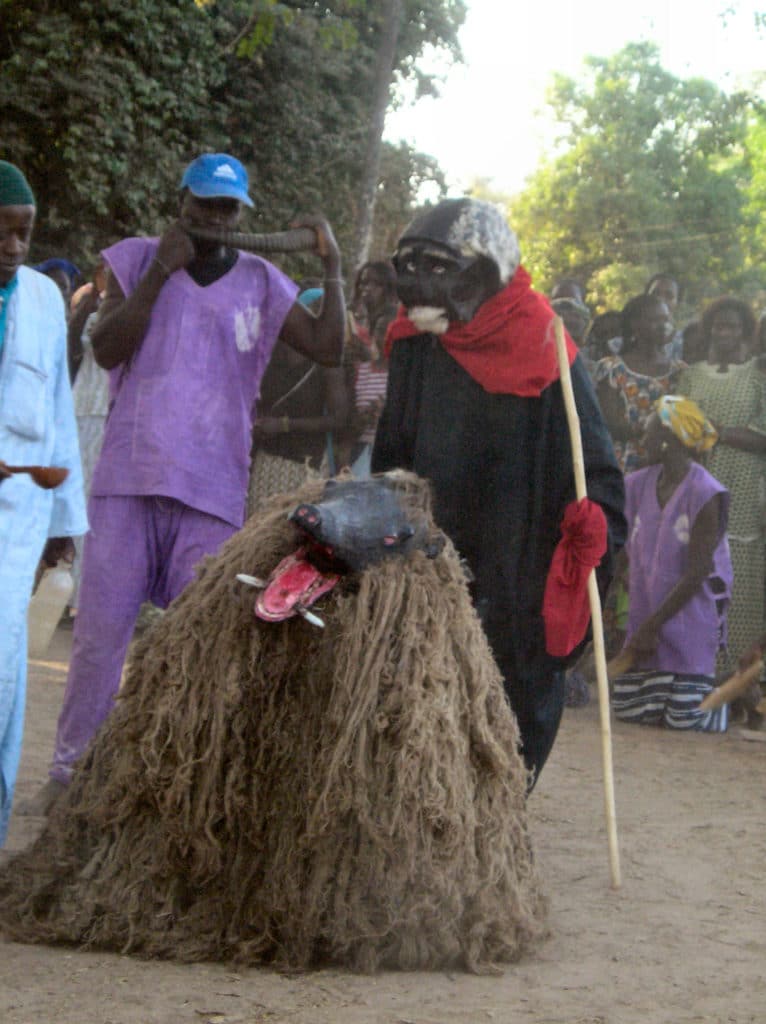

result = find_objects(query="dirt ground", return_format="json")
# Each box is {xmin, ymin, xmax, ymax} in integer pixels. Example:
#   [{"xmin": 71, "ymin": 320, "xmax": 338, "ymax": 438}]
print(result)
[{"xmin": 1, "ymin": 628, "xmax": 765, "ymax": 1024}]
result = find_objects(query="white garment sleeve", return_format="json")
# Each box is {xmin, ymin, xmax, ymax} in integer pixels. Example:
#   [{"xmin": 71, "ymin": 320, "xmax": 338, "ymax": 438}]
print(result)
[{"xmin": 48, "ymin": 312, "xmax": 89, "ymax": 539}]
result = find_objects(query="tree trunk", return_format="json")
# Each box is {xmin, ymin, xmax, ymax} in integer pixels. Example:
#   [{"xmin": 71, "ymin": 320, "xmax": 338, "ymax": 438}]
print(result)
[{"xmin": 351, "ymin": 0, "xmax": 404, "ymax": 273}]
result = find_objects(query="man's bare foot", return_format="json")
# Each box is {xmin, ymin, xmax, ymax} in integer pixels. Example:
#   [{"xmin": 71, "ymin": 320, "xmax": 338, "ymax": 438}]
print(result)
[{"xmin": 15, "ymin": 778, "xmax": 67, "ymax": 816}]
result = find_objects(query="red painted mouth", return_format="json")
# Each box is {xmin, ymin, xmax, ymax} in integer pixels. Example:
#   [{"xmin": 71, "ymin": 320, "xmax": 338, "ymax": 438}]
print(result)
[{"xmin": 254, "ymin": 542, "xmax": 340, "ymax": 623}]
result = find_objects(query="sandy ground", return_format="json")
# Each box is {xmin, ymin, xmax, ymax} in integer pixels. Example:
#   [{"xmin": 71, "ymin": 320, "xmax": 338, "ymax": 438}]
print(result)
[{"xmin": 1, "ymin": 627, "xmax": 765, "ymax": 1024}]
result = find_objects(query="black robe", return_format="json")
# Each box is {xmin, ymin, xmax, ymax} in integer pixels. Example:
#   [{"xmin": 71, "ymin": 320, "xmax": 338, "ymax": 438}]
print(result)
[{"xmin": 371, "ymin": 334, "xmax": 626, "ymax": 782}]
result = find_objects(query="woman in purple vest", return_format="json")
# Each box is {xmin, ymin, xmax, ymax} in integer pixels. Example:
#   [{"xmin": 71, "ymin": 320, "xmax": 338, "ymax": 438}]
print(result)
[
  {"xmin": 24, "ymin": 153, "xmax": 346, "ymax": 815},
  {"xmin": 611, "ymin": 395, "xmax": 734, "ymax": 731}
]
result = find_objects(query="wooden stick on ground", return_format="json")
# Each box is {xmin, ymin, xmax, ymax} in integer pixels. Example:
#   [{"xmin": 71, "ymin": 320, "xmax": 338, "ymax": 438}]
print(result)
[
  {"xmin": 606, "ymin": 648, "xmax": 635, "ymax": 679},
  {"xmin": 553, "ymin": 317, "xmax": 621, "ymax": 890},
  {"xmin": 698, "ymin": 658, "xmax": 765, "ymax": 712}
]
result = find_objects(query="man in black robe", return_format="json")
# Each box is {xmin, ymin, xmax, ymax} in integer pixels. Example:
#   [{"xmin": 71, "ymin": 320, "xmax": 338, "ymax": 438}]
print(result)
[{"xmin": 371, "ymin": 198, "xmax": 626, "ymax": 785}]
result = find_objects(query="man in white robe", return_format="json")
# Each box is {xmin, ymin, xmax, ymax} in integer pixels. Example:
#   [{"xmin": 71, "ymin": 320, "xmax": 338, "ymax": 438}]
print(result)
[{"xmin": 0, "ymin": 160, "xmax": 87, "ymax": 844}]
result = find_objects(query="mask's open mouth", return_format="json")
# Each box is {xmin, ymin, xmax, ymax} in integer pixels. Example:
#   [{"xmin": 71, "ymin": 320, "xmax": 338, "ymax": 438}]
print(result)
[{"xmin": 239, "ymin": 533, "xmax": 343, "ymax": 626}]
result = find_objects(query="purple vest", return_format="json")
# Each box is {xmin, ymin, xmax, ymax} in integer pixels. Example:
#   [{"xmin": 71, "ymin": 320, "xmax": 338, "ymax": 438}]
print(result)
[
  {"xmin": 625, "ymin": 461, "xmax": 733, "ymax": 676},
  {"xmin": 91, "ymin": 237, "xmax": 298, "ymax": 526}
]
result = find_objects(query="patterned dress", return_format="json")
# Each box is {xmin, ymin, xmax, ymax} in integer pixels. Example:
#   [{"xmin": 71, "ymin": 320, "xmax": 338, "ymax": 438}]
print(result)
[
  {"xmin": 350, "ymin": 359, "xmax": 389, "ymax": 477},
  {"xmin": 593, "ymin": 356, "xmax": 684, "ymax": 653},
  {"xmin": 593, "ymin": 356, "xmax": 684, "ymax": 472},
  {"xmin": 678, "ymin": 359, "xmax": 766, "ymax": 664}
]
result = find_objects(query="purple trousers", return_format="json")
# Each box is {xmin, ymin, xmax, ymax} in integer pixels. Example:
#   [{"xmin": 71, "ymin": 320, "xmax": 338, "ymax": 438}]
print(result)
[{"xmin": 51, "ymin": 495, "xmax": 236, "ymax": 783}]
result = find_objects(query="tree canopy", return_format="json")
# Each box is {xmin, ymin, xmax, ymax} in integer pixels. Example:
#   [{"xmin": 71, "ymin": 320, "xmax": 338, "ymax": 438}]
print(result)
[
  {"xmin": 1, "ymin": 0, "xmax": 464, "ymax": 276},
  {"xmin": 508, "ymin": 42, "xmax": 755, "ymax": 314}
]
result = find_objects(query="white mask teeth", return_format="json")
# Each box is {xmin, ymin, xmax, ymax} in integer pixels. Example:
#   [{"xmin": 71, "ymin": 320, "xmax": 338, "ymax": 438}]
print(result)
[
  {"xmin": 236, "ymin": 573, "xmax": 266, "ymax": 589},
  {"xmin": 408, "ymin": 306, "xmax": 450, "ymax": 335}
]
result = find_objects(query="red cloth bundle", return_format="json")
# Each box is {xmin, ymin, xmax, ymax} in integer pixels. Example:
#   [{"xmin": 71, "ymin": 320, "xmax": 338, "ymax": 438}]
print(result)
[{"xmin": 543, "ymin": 498, "xmax": 607, "ymax": 657}]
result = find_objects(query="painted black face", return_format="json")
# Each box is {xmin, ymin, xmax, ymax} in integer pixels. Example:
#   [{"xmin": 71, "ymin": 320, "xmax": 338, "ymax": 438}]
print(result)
[
  {"xmin": 290, "ymin": 476, "xmax": 444, "ymax": 573},
  {"xmin": 392, "ymin": 241, "xmax": 501, "ymax": 324}
]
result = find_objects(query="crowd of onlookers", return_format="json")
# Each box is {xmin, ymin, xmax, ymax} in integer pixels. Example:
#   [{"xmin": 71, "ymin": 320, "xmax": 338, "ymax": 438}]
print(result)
[
  {"xmin": 550, "ymin": 272, "xmax": 766, "ymax": 725},
  {"xmin": 51, "ymin": 255, "xmax": 766, "ymax": 726},
  {"xmin": 7, "ymin": 154, "xmax": 765, "ymax": 857}
]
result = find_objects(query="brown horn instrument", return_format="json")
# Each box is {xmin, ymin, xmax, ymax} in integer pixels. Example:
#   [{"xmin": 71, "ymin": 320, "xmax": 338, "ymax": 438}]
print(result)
[{"xmin": 185, "ymin": 226, "xmax": 319, "ymax": 254}]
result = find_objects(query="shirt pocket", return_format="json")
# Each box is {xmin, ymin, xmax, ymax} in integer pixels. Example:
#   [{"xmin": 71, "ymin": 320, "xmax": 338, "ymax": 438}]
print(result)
[{"xmin": 3, "ymin": 359, "xmax": 49, "ymax": 441}]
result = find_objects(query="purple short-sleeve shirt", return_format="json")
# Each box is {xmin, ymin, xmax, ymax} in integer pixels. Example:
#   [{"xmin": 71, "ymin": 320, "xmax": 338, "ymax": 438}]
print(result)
[
  {"xmin": 90, "ymin": 237, "xmax": 299, "ymax": 527},
  {"xmin": 625, "ymin": 462, "xmax": 733, "ymax": 676}
]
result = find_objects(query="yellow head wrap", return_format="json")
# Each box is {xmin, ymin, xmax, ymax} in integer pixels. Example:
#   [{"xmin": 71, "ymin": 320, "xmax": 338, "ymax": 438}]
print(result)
[{"xmin": 654, "ymin": 395, "xmax": 718, "ymax": 452}]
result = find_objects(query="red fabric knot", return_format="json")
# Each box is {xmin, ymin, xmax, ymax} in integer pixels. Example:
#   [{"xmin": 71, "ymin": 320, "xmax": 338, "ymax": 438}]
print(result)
[{"xmin": 543, "ymin": 498, "xmax": 607, "ymax": 657}]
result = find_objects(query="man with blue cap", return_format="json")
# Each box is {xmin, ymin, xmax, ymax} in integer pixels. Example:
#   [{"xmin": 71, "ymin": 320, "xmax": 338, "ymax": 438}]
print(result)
[
  {"xmin": 31, "ymin": 257, "xmax": 81, "ymax": 311},
  {"xmin": 27, "ymin": 152, "xmax": 346, "ymax": 814},
  {"xmin": 0, "ymin": 160, "xmax": 87, "ymax": 841}
]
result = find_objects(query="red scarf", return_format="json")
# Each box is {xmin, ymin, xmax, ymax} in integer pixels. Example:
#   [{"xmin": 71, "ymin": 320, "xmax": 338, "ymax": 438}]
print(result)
[{"xmin": 384, "ymin": 266, "xmax": 578, "ymax": 397}]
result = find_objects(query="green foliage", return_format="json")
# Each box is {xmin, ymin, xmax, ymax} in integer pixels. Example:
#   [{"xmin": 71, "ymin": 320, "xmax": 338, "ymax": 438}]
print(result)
[
  {"xmin": 741, "ymin": 105, "xmax": 766, "ymax": 305},
  {"xmin": 587, "ymin": 263, "xmax": 648, "ymax": 314},
  {"xmin": 231, "ymin": 1, "xmax": 364, "ymax": 58},
  {"xmin": 396, "ymin": 0, "xmax": 464, "ymax": 95},
  {"xmin": 370, "ymin": 142, "xmax": 447, "ymax": 257},
  {"xmin": 1, "ymin": 0, "xmax": 460, "ymax": 275},
  {"xmin": 1, "ymin": 0, "xmax": 228, "ymax": 267},
  {"xmin": 236, "ymin": 3, "xmax": 297, "ymax": 56},
  {"xmin": 510, "ymin": 42, "xmax": 753, "ymax": 314}
]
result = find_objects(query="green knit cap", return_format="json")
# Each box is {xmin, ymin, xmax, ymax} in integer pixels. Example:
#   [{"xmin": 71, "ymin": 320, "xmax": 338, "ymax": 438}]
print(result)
[{"xmin": 0, "ymin": 161, "xmax": 36, "ymax": 207}]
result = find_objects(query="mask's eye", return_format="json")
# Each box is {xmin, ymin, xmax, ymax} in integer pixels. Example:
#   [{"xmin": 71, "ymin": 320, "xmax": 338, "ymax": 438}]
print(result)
[
  {"xmin": 393, "ymin": 248, "xmax": 417, "ymax": 275},
  {"xmin": 423, "ymin": 254, "xmax": 458, "ymax": 276}
]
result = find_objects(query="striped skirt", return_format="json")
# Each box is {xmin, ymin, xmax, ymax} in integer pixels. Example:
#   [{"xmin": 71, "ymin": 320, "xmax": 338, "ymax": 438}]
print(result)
[{"xmin": 612, "ymin": 672, "xmax": 728, "ymax": 733}]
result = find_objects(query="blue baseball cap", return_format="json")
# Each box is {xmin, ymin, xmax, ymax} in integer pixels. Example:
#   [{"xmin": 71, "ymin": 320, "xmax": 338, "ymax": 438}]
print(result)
[
  {"xmin": 180, "ymin": 153, "xmax": 254, "ymax": 207},
  {"xmin": 298, "ymin": 287, "xmax": 324, "ymax": 308},
  {"xmin": 33, "ymin": 257, "xmax": 81, "ymax": 282}
]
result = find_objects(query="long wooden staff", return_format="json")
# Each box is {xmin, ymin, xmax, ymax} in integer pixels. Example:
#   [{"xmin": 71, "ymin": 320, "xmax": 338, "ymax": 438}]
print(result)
[{"xmin": 553, "ymin": 317, "xmax": 621, "ymax": 889}]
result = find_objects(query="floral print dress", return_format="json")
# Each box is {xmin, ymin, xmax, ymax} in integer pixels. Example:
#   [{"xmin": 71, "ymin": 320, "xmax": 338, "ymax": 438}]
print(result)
[
  {"xmin": 678, "ymin": 359, "xmax": 766, "ymax": 664},
  {"xmin": 593, "ymin": 356, "xmax": 684, "ymax": 473}
]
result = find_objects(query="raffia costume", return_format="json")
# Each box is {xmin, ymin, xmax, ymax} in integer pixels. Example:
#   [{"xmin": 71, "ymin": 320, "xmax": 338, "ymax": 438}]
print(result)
[{"xmin": 0, "ymin": 474, "xmax": 547, "ymax": 973}]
